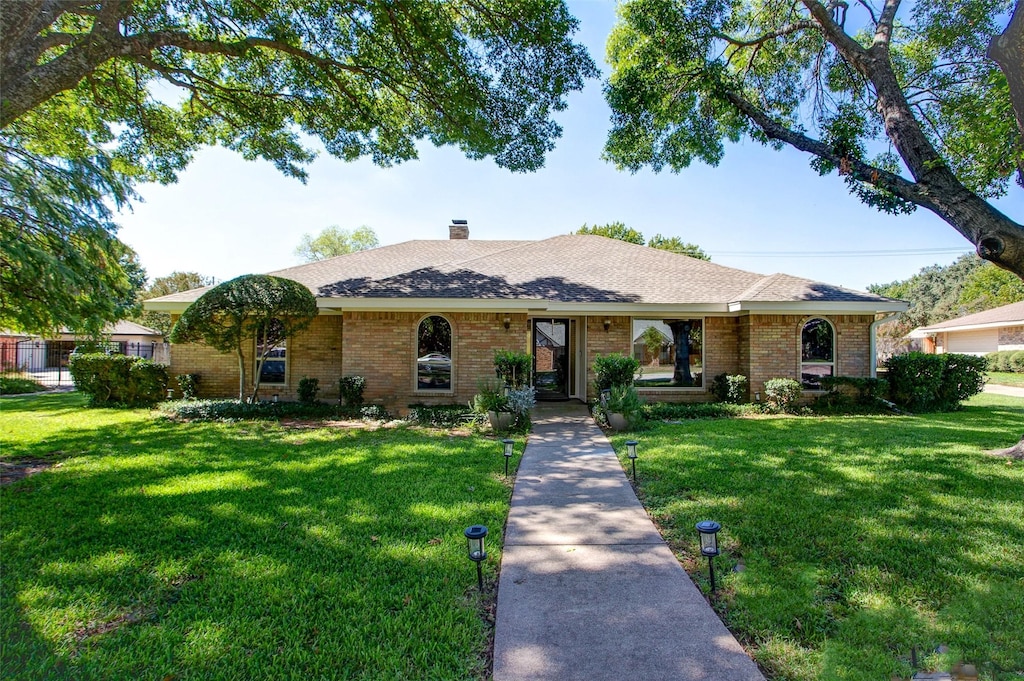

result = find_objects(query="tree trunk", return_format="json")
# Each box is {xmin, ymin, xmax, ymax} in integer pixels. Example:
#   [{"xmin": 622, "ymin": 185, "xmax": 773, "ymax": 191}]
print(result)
[
  {"xmin": 236, "ymin": 347, "xmax": 246, "ymax": 403},
  {"xmin": 989, "ymin": 0, "xmax": 1024, "ymax": 141},
  {"xmin": 667, "ymin": 321, "xmax": 693, "ymax": 386}
]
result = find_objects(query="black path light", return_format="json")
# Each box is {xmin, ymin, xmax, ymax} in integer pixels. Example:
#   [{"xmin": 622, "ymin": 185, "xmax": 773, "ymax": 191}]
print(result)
[
  {"xmin": 464, "ymin": 525, "xmax": 488, "ymax": 590},
  {"xmin": 502, "ymin": 438, "xmax": 515, "ymax": 477},
  {"xmin": 696, "ymin": 520, "xmax": 722, "ymax": 594},
  {"xmin": 625, "ymin": 440, "xmax": 639, "ymax": 482}
]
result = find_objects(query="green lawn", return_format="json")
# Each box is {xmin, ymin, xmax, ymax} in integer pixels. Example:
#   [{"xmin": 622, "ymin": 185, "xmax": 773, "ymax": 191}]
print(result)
[
  {"xmin": 1, "ymin": 392, "xmax": 517, "ymax": 680},
  {"xmin": 612, "ymin": 394, "xmax": 1024, "ymax": 681},
  {"xmin": 987, "ymin": 371, "xmax": 1024, "ymax": 388}
]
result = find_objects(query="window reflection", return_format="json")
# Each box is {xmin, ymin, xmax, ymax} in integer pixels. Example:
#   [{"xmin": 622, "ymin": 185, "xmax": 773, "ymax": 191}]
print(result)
[
  {"xmin": 417, "ymin": 315, "xmax": 451, "ymax": 390},
  {"xmin": 632, "ymin": 319, "xmax": 703, "ymax": 387}
]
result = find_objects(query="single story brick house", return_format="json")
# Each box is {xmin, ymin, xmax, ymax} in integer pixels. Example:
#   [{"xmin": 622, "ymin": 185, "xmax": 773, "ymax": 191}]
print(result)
[
  {"xmin": 908, "ymin": 301, "xmax": 1024, "ymax": 355},
  {"xmin": 145, "ymin": 223, "xmax": 906, "ymax": 409}
]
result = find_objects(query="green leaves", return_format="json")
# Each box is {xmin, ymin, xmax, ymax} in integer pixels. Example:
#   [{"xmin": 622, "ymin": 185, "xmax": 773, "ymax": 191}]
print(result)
[{"xmin": 293, "ymin": 226, "xmax": 379, "ymax": 263}]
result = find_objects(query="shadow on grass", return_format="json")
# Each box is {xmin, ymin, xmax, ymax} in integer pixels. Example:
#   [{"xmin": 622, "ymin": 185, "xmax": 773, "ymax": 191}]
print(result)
[
  {"xmin": 626, "ymin": 399, "xmax": 1024, "ymax": 679},
  {"xmin": 2, "ymin": 404, "xmax": 512, "ymax": 680}
]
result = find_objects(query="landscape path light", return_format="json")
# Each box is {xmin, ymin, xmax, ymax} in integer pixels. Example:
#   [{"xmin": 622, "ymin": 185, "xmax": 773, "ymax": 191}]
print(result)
[
  {"xmin": 464, "ymin": 525, "xmax": 488, "ymax": 590},
  {"xmin": 625, "ymin": 440, "xmax": 638, "ymax": 482},
  {"xmin": 695, "ymin": 520, "xmax": 722, "ymax": 594},
  {"xmin": 502, "ymin": 438, "xmax": 515, "ymax": 477}
]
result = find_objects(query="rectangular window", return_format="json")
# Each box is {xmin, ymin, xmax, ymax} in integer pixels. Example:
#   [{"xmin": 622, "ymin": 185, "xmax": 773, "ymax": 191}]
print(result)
[
  {"xmin": 256, "ymin": 330, "xmax": 287, "ymax": 385},
  {"xmin": 632, "ymin": 319, "xmax": 703, "ymax": 388}
]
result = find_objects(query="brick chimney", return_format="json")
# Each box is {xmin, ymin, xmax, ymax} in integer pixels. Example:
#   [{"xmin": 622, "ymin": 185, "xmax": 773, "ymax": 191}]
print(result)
[{"xmin": 449, "ymin": 219, "xmax": 469, "ymax": 240}]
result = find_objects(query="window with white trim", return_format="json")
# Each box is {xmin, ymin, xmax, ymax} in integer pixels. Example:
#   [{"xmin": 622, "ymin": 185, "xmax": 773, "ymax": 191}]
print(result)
[
  {"xmin": 631, "ymin": 318, "xmax": 704, "ymax": 387},
  {"xmin": 801, "ymin": 318, "xmax": 834, "ymax": 389},
  {"xmin": 416, "ymin": 315, "xmax": 452, "ymax": 391}
]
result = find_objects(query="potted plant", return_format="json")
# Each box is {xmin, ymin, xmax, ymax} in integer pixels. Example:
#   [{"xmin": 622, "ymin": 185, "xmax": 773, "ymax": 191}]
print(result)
[
  {"xmin": 604, "ymin": 385, "xmax": 643, "ymax": 431},
  {"xmin": 473, "ymin": 380, "xmax": 513, "ymax": 430}
]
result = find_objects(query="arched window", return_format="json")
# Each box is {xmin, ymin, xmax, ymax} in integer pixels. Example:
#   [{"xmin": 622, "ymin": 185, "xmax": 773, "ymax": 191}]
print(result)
[
  {"xmin": 416, "ymin": 315, "xmax": 452, "ymax": 391},
  {"xmin": 801, "ymin": 318, "xmax": 835, "ymax": 389}
]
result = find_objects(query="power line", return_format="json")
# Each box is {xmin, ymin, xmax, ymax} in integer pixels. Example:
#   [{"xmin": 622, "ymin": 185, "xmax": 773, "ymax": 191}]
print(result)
[{"xmin": 709, "ymin": 247, "xmax": 971, "ymax": 258}]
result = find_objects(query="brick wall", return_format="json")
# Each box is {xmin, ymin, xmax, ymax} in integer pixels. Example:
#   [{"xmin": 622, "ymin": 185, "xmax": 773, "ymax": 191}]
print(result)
[
  {"xmin": 743, "ymin": 314, "xmax": 875, "ymax": 395},
  {"xmin": 341, "ymin": 311, "xmax": 527, "ymax": 413},
  {"xmin": 1000, "ymin": 325, "xmax": 1024, "ymax": 350},
  {"xmin": 585, "ymin": 316, "xmax": 631, "ymax": 400}
]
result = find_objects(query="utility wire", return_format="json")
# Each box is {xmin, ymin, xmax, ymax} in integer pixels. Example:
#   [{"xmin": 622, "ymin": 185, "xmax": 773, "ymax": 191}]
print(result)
[{"xmin": 709, "ymin": 247, "xmax": 971, "ymax": 258}]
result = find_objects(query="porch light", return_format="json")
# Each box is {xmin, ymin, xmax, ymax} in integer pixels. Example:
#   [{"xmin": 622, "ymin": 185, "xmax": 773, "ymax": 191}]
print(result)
[
  {"xmin": 503, "ymin": 315, "xmax": 511, "ymax": 331},
  {"xmin": 603, "ymin": 318, "xmax": 611, "ymax": 332},
  {"xmin": 754, "ymin": 391, "xmax": 761, "ymax": 403},
  {"xmin": 696, "ymin": 520, "xmax": 722, "ymax": 593},
  {"xmin": 502, "ymin": 438, "xmax": 515, "ymax": 477},
  {"xmin": 625, "ymin": 440, "xmax": 638, "ymax": 482},
  {"xmin": 464, "ymin": 524, "xmax": 488, "ymax": 590},
  {"xmin": 272, "ymin": 394, "xmax": 279, "ymax": 403}
]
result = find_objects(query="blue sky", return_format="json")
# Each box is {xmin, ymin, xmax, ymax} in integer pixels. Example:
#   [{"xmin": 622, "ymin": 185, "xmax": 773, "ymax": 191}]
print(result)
[{"xmin": 116, "ymin": 0, "xmax": 1020, "ymax": 293}]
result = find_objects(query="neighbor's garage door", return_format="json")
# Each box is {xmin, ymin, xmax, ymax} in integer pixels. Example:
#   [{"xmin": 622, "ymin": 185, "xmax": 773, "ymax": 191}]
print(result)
[{"xmin": 946, "ymin": 328, "xmax": 998, "ymax": 354}]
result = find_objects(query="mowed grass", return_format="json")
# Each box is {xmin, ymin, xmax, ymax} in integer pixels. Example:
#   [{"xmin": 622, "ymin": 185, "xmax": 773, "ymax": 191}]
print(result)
[
  {"xmin": 1, "ymin": 392, "xmax": 516, "ymax": 680},
  {"xmin": 987, "ymin": 371, "xmax": 1024, "ymax": 388},
  {"xmin": 612, "ymin": 394, "xmax": 1024, "ymax": 681}
]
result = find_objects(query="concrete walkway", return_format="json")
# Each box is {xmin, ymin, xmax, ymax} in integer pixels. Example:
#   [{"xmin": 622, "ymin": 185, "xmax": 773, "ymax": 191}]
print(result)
[
  {"xmin": 492, "ymin": 403, "xmax": 764, "ymax": 681},
  {"xmin": 984, "ymin": 383, "xmax": 1024, "ymax": 397}
]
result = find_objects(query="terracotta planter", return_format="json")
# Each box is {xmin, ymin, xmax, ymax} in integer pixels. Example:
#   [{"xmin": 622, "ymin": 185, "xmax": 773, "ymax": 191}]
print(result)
[
  {"xmin": 488, "ymin": 410, "xmax": 514, "ymax": 430},
  {"xmin": 606, "ymin": 412, "xmax": 628, "ymax": 431}
]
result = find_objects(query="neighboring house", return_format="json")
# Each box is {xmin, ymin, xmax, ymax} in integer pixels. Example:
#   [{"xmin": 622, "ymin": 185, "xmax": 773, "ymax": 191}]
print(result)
[
  {"xmin": 908, "ymin": 301, "xmax": 1024, "ymax": 356},
  {"xmin": 145, "ymin": 224, "xmax": 906, "ymax": 410},
  {"xmin": 0, "ymin": 321, "xmax": 166, "ymax": 384}
]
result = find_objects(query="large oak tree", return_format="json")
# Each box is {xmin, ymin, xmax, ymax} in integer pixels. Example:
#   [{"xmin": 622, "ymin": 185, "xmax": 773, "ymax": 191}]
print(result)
[
  {"xmin": 603, "ymin": 0, "xmax": 1024, "ymax": 278},
  {"xmin": 1, "ymin": 0, "xmax": 597, "ymax": 334}
]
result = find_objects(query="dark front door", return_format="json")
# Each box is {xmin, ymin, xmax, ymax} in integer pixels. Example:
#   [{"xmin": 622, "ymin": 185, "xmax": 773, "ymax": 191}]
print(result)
[{"xmin": 533, "ymin": 318, "xmax": 570, "ymax": 400}]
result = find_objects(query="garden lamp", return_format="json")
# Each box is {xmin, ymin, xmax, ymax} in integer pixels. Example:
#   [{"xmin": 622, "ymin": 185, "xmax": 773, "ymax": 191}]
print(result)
[
  {"xmin": 502, "ymin": 438, "xmax": 514, "ymax": 477},
  {"xmin": 696, "ymin": 520, "xmax": 722, "ymax": 593},
  {"xmin": 166, "ymin": 388, "xmax": 174, "ymax": 400},
  {"xmin": 464, "ymin": 525, "xmax": 488, "ymax": 590},
  {"xmin": 625, "ymin": 440, "xmax": 638, "ymax": 482},
  {"xmin": 272, "ymin": 393, "xmax": 279, "ymax": 403}
]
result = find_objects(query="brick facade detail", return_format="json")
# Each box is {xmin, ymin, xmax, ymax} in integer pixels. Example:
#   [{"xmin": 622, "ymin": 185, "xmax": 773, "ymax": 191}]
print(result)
[{"xmin": 168, "ymin": 311, "xmax": 877, "ymax": 407}]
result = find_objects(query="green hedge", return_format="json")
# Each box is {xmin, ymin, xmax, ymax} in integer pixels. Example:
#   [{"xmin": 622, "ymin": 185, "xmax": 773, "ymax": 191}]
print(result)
[
  {"xmin": 407, "ymin": 403, "xmax": 480, "ymax": 427},
  {"xmin": 709, "ymin": 373, "xmax": 748, "ymax": 403},
  {"xmin": 642, "ymin": 401, "xmax": 754, "ymax": 420},
  {"xmin": 594, "ymin": 353, "xmax": 640, "ymax": 391},
  {"xmin": 986, "ymin": 350, "xmax": 1024, "ymax": 373},
  {"xmin": 884, "ymin": 352, "xmax": 986, "ymax": 412},
  {"xmin": 69, "ymin": 353, "xmax": 169, "ymax": 406},
  {"xmin": 162, "ymin": 399, "xmax": 390, "ymax": 422}
]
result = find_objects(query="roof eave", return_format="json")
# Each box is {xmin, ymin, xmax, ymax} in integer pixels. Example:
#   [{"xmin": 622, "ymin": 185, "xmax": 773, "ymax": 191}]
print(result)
[
  {"xmin": 727, "ymin": 300, "xmax": 908, "ymax": 313},
  {"xmin": 915, "ymin": 319, "xmax": 1024, "ymax": 334}
]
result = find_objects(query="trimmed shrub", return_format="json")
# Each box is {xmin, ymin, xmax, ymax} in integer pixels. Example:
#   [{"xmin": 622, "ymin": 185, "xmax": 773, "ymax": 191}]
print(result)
[
  {"xmin": 1012, "ymin": 351, "xmax": 1024, "ymax": 373},
  {"xmin": 162, "ymin": 399, "xmax": 390, "ymax": 421},
  {"xmin": 407, "ymin": 404, "xmax": 479, "ymax": 427},
  {"xmin": 69, "ymin": 353, "xmax": 169, "ymax": 406},
  {"xmin": 0, "ymin": 376, "xmax": 46, "ymax": 395},
  {"xmin": 764, "ymin": 378, "xmax": 802, "ymax": 413},
  {"xmin": 884, "ymin": 352, "xmax": 986, "ymax": 412},
  {"xmin": 494, "ymin": 349, "xmax": 532, "ymax": 388},
  {"xmin": 298, "ymin": 376, "xmax": 320, "ymax": 404},
  {"xmin": 176, "ymin": 373, "xmax": 199, "ymax": 399},
  {"xmin": 710, "ymin": 373, "xmax": 748, "ymax": 403},
  {"xmin": 594, "ymin": 353, "xmax": 640, "ymax": 391},
  {"xmin": 643, "ymin": 401, "xmax": 752, "ymax": 420},
  {"xmin": 339, "ymin": 376, "xmax": 365, "ymax": 409},
  {"xmin": 819, "ymin": 376, "xmax": 889, "ymax": 402}
]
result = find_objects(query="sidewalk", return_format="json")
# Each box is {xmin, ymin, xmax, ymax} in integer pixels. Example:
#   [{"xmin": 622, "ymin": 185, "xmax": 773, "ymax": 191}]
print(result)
[{"xmin": 492, "ymin": 403, "xmax": 765, "ymax": 681}]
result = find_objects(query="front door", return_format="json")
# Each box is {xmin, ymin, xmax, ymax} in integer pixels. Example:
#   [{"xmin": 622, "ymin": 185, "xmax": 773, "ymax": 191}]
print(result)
[{"xmin": 533, "ymin": 318, "xmax": 572, "ymax": 400}]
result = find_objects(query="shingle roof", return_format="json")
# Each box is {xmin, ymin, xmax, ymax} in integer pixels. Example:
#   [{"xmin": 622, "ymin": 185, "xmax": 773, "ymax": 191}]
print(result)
[
  {"xmin": 147, "ymin": 234, "xmax": 900, "ymax": 309},
  {"xmin": 917, "ymin": 301, "xmax": 1024, "ymax": 331}
]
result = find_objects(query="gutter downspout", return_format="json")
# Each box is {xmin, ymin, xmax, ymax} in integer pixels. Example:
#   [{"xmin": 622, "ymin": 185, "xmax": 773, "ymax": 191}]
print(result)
[{"xmin": 870, "ymin": 313, "xmax": 900, "ymax": 377}]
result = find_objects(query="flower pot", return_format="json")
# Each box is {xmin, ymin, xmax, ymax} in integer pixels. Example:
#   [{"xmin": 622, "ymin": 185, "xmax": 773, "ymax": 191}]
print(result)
[
  {"xmin": 606, "ymin": 412, "xmax": 628, "ymax": 431},
  {"xmin": 488, "ymin": 410, "xmax": 514, "ymax": 431}
]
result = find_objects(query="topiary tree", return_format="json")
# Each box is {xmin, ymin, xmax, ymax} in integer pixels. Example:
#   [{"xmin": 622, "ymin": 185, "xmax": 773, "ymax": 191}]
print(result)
[{"xmin": 169, "ymin": 275, "xmax": 317, "ymax": 402}]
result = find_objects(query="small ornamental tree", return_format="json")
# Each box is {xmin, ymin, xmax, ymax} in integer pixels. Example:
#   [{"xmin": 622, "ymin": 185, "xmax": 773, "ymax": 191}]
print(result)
[{"xmin": 169, "ymin": 275, "xmax": 317, "ymax": 402}]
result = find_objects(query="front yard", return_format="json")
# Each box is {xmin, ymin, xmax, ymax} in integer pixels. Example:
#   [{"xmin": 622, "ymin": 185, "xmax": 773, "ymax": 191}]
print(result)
[
  {"xmin": 1, "ymin": 393, "xmax": 514, "ymax": 680},
  {"xmin": 612, "ymin": 394, "xmax": 1024, "ymax": 680}
]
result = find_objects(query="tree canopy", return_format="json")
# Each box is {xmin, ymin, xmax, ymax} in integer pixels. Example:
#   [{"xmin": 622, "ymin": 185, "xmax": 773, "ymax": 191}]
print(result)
[
  {"xmin": 573, "ymin": 221, "xmax": 711, "ymax": 259},
  {"xmin": 1, "ymin": 0, "xmax": 596, "ymax": 334},
  {"xmin": 135, "ymin": 271, "xmax": 215, "ymax": 335},
  {"xmin": 295, "ymin": 226, "xmax": 379, "ymax": 262},
  {"xmin": 604, "ymin": 0, "xmax": 1024, "ymax": 278},
  {"xmin": 169, "ymin": 275, "xmax": 317, "ymax": 401}
]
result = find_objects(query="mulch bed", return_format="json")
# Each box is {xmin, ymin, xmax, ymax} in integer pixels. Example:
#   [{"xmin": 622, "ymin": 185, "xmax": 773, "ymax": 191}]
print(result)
[{"xmin": 0, "ymin": 458, "xmax": 56, "ymax": 486}]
